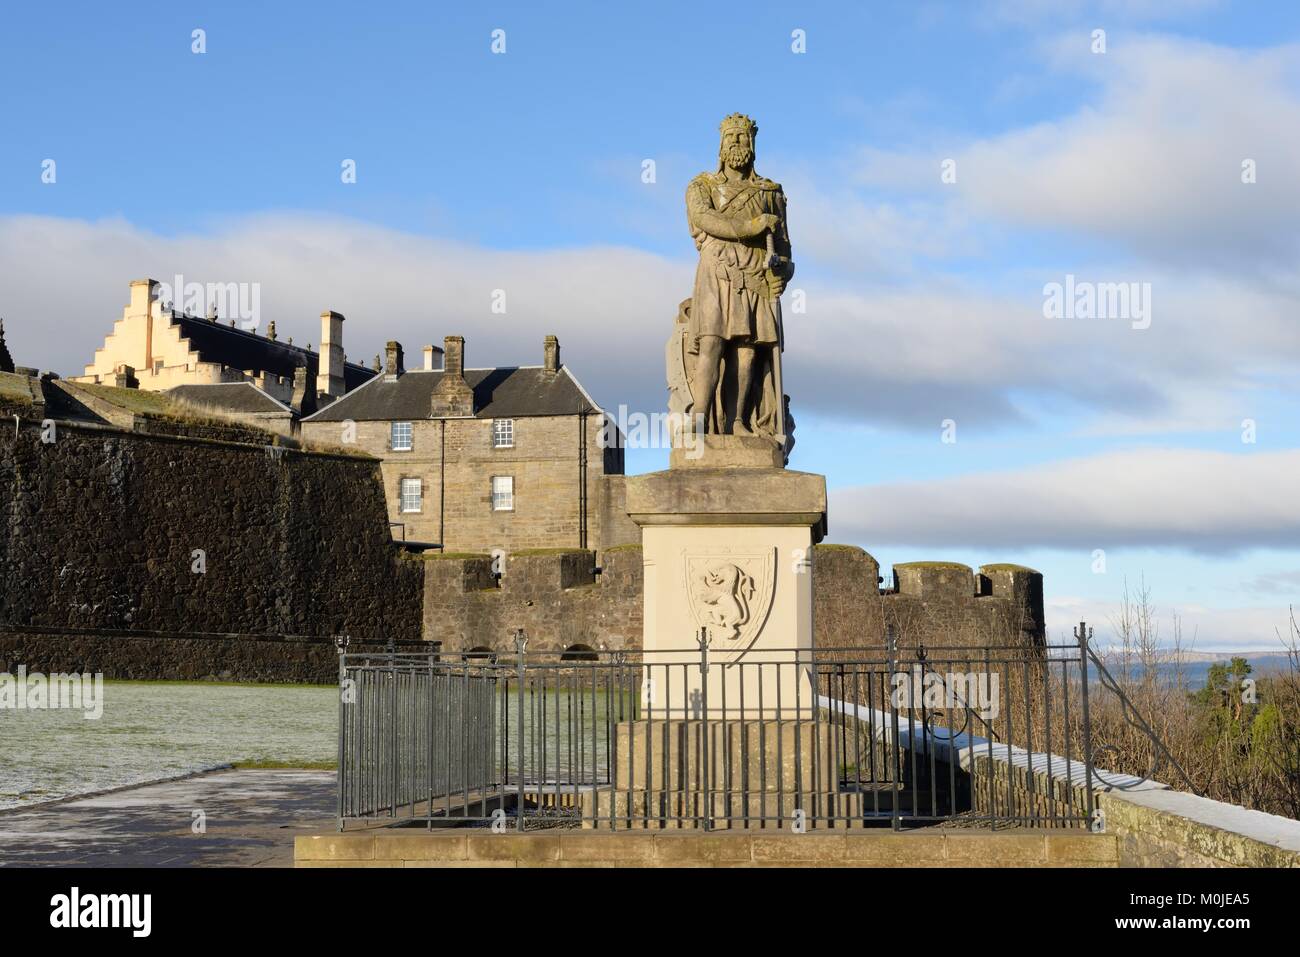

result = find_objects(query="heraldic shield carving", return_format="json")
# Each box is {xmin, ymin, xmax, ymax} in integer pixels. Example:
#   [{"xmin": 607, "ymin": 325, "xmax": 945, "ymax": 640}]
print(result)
[{"xmin": 682, "ymin": 547, "xmax": 776, "ymax": 660}]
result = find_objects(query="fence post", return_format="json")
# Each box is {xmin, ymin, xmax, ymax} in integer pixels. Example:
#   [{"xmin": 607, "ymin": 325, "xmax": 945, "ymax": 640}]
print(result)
[
  {"xmin": 1075, "ymin": 621, "xmax": 1097, "ymax": 828},
  {"xmin": 885, "ymin": 623, "xmax": 902, "ymax": 832},
  {"xmin": 697, "ymin": 626, "xmax": 711, "ymax": 831},
  {"xmin": 335, "ymin": 634, "xmax": 349, "ymax": 832},
  {"xmin": 427, "ymin": 647, "xmax": 436, "ymax": 830},
  {"xmin": 514, "ymin": 629, "xmax": 528, "ymax": 832},
  {"xmin": 388, "ymin": 637, "xmax": 397, "ymax": 818}
]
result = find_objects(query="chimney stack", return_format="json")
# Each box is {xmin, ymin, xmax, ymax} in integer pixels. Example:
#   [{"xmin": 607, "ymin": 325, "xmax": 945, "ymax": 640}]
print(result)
[
  {"xmin": 543, "ymin": 335, "xmax": 560, "ymax": 375},
  {"xmin": 384, "ymin": 340, "xmax": 405, "ymax": 379},
  {"xmin": 430, "ymin": 335, "xmax": 474, "ymax": 417},
  {"xmin": 122, "ymin": 279, "xmax": 160, "ymax": 374},
  {"xmin": 129, "ymin": 278, "xmax": 159, "ymax": 318},
  {"xmin": 292, "ymin": 366, "xmax": 318, "ymax": 416},
  {"xmin": 317, "ymin": 311, "xmax": 346, "ymax": 398},
  {"xmin": 422, "ymin": 344, "xmax": 443, "ymax": 371},
  {"xmin": 443, "ymin": 335, "xmax": 464, "ymax": 377}
]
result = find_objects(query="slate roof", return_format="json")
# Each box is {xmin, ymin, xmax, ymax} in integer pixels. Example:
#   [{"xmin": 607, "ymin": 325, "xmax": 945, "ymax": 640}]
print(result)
[
  {"xmin": 167, "ymin": 382, "xmax": 292, "ymax": 415},
  {"xmin": 303, "ymin": 366, "xmax": 599, "ymax": 422},
  {"xmin": 173, "ymin": 314, "xmax": 375, "ymax": 391}
]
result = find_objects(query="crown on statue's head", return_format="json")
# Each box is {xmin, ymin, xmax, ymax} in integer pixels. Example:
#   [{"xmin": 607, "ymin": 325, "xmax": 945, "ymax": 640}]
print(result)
[{"xmin": 719, "ymin": 113, "xmax": 758, "ymax": 138}]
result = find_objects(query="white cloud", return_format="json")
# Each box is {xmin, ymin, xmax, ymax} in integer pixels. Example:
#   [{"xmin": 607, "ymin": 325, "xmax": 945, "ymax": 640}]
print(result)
[
  {"xmin": 858, "ymin": 35, "xmax": 1300, "ymax": 269},
  {"xmin": 0, "ymin": 213, "xmax": 685, "ymax": 419},
  {"xmin": 4, "ymin": 212, "xmax": 1299, "ymax": 434},
  {"xmin": 832, "ymin": 447, "xmax": 1300, "ymax": 554},
  {"xmin": 1046, "ymin": 594, "xmax": 1295, "ymax": 654},
  {"xmin": 988, "ymin": 0, "xmax": 1223, "ymax": 26},
  {"xmin": 5, "ymin": 37, "xmax": 1300, "ymax": 437}
]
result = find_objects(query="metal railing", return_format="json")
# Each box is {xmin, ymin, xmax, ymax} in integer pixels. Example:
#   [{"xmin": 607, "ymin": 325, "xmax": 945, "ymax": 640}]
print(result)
[
  {"xmin": 336, "ymin": 627, "xmax": 1100, "ymax": 831},
  {"xmin": 338, "ymin": 650, "xmax": 497, "ymax": 820}
]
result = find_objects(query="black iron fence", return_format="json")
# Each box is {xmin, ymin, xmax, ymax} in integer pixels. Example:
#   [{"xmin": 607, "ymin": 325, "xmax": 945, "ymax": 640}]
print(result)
[{"xmin": 336, "ymin": 628, "xmax": 1101, "ymax": 831}]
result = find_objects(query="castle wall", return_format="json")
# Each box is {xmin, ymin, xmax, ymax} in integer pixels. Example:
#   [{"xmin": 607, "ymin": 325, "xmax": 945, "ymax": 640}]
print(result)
[
  {"xmin": 418, "ymin": 543, "xmax": 1044, "ymax": 656},
  {"xmin": 421, "ymin": 546, "xmax": 644, "ymax": 654},
  {"xmin": 813, "ymin": 547, "xmax": 1046, "ymax": 651},
  {"xmin": 0, "ymin": 402, "xmax": 1044, "ymax": 678},
  {"xmin": 0, "ymin": 419, "xmax": 423, "ymax": 680},
  {"xmin": 0, "ymin": 630, "xmax": 419, "ymax": 684}
]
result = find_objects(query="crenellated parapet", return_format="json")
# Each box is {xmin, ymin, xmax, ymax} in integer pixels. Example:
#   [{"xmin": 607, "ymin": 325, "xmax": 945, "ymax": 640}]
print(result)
[
  {"xmin": 813, "ymin": 547, "xmax": 1045, "ymax": 652},
  {"xmin": 419, "ymin": 546, "xmax": 643, "ymax": 655},
  {"xmin": 418, "ymin": 542, "xmax": 1046, "ymax": 656}
]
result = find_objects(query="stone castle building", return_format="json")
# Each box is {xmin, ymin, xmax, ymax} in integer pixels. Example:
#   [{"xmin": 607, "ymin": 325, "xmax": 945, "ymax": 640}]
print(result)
[
  {"xmin": 71, "ymin": 278, "xmax": 380, "ymax": 412},
  {"xmin": 67, "ymin": 278, "xmax": 635, "ymax": 555},
  {"xmin": 300, "ymin": 335, "xmax": 639, "ymax": 554}
]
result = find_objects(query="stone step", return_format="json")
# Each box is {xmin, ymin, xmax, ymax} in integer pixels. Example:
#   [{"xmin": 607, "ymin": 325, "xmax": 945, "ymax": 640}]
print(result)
[
  {"xmin": 611, "ymin": 718, "xmax": 875, "ymax": 792},
  {"xmin": 580, "ymin": 784, "xmax": 919, "ymax": 829}
]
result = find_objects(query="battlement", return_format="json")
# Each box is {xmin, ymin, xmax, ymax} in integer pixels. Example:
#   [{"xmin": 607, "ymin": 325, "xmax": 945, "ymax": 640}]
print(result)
[
  {"xmin": 815, "ymin": 545, "xmax": 1045, "ymax": 652},
  {"xmin": 419, "ymin": 547, "xmax": 643, "ymax": 655},
  {"xmin": 419, "ymin": 543, "xmax": 1045, "ymax": 656}
]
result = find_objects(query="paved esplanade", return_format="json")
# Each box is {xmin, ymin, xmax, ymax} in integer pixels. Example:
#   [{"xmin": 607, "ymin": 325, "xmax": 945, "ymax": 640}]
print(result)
[{"xmin": 0, "ymin": 769, "xmax": 334, "ymax": 867}]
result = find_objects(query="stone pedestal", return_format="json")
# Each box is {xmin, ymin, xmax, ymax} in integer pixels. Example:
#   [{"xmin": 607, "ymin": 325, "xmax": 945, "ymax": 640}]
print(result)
[
  {"xmin": 626, "ymin": 462, "xmax": 827, "ymax": 718},
  {"xmin": 580, "ymin": 718, "xmax": 864, "ymax": 828},
  {"xmin": 669, "ymin": 433, "xmax": 784, "ymax": 470}
]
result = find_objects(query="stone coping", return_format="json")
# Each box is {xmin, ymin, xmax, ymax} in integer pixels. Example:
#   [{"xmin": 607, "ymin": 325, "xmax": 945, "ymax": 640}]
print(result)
[
  {"xmin": 295, "ymin": 829, "xmax": 1118, "ymax": 868},
  {"xmin": 13, "ymin": 413, "xmax": 369, "ymax": 461},
  {"xmin": 819, "ymin": 695, "xmax": 1300, "ymax": 866},
  {"xmin": 817, "ymin": 695, "xmax": 1151, "ymax": 792},
  {"xmin": 1102, "ymin": 785, "xmax": 1300, "ymax": 858}
]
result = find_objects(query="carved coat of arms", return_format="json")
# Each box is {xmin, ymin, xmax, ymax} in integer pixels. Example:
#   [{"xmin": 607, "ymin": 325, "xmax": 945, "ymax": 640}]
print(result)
[{"xmin": 683, "ymin": 547, "xmax": 776, "ymax": 660}]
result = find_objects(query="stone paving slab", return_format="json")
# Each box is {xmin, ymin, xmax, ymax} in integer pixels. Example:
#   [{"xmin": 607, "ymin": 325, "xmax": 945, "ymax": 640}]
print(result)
[{"xmin": 0, "ymin": 769, "xmax": 335, "ymax": 867}]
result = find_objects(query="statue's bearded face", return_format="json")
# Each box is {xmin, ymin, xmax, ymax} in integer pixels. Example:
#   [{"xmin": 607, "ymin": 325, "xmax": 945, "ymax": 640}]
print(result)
[{"xmin": 720, "ymin": 131, "xmax": 755, "ymax": 170}]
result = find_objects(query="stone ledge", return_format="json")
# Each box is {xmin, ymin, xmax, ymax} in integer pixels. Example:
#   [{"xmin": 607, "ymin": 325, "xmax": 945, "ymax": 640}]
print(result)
[
  {"xmin": 294, "ymin": 829, "xmax": 1118, "ymax": 868},
  {"xmin": 824, "ymin": 696, "xmax": 1300, "ymax": 869},
  {"xmin": 625, "ymin": 467, "xmax": 827, "ymax": 541}
]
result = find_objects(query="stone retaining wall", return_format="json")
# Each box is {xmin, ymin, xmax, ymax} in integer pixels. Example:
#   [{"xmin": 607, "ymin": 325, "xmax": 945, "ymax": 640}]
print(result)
[
  {"xmin": 0, "ymin": 419, "xmax": 422, "ymax": 679},
  {"xmin": 902, "ymin": 719, "xmax": 1300, "ymax": 867}
]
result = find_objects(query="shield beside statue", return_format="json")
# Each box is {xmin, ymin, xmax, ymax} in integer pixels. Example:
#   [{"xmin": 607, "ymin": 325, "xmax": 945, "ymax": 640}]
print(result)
[{"xmin": 682, "ymin": 547, "xmax": 777, "ymax": 662}]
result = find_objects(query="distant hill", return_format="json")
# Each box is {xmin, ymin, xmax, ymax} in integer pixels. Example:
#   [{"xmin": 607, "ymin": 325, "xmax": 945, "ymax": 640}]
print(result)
[
  {"xmin": 1088, "ymin": 650, "xmax": 1295, "ymax": 687},
  {"xmin": 1097, "ymin": 648, "xmax": 1293, "ymax": 664}
]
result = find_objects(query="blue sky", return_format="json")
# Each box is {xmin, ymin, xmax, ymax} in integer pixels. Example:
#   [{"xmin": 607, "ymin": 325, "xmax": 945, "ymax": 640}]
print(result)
[{"xmin": 3, "ymin": 0, "xmax": 1300, "ymax": 649}]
